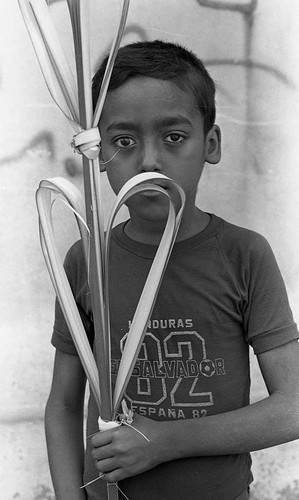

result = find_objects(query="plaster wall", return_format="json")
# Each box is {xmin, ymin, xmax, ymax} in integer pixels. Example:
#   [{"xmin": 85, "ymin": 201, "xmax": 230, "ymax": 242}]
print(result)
[{"xmin": 1, "ymin": 1, "xmax": 299, "ymax": 499}]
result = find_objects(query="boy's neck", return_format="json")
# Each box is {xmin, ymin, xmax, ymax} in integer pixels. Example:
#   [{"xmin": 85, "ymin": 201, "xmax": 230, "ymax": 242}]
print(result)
[{"xmin": 124, "ymin": 207, "xmax": 210, "ymax": 245}]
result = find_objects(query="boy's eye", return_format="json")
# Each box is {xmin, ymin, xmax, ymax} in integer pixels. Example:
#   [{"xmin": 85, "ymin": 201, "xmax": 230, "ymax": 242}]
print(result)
[
  {"xmin": 164, "ymin": 133, "xmax": 184, "ymax": 143},
  {"xmin": 114, "ymin": 136, "xmax": 135, "ymax": 148}
]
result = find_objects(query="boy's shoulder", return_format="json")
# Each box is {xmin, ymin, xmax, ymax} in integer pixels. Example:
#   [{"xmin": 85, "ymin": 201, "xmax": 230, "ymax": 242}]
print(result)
[
  {"xmin": 65, "ymin": 238, "xmax": 85, "ymax": 260},
  {"xmin": 64, "ymin": 239, "xmax": 87, "ymax": 284},
  {"xmin": 216, "ymin": 215, "xmax": 276, "ymax": 266},
  {"xmin": 184, "ymin": 213, "xmax": 273, "ymax": 258},
  {"xmin": 220, "ymin": 217, "xmax": 269, "ymax": 243}
]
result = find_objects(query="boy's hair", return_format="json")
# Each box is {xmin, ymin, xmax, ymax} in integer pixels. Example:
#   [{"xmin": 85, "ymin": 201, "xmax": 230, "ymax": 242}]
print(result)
[{"xmin": 92, "ymin": 39, "xmax": 216, "ymax": 135}]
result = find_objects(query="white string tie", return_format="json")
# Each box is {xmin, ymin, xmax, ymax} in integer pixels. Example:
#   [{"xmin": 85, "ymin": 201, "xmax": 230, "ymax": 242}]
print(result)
[{"xmin": 71, "ymin": 127, "xmax": 101, "ymax": 160}]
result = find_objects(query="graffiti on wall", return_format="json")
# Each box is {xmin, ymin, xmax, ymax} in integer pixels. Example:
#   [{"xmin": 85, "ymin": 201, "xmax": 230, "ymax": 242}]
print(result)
[{"xmin": 196, "ymin": 0, "xmax": 294, "ymax": 173}]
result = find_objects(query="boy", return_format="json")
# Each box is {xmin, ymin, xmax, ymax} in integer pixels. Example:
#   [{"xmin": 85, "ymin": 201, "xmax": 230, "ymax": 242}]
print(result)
[{"xmin": 45, "ymin": 40, "xmax": 299, "ymax": 500}]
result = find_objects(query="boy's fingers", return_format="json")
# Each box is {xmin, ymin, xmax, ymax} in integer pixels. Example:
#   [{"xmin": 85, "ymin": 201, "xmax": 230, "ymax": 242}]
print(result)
[
  {"xmin": 95, "ymin": 457, "xmax": 116, "ymax": 473},
  {"xmin": 101, "ymin": 468, "xmax": 130, "ymax": 483},
  {"xmin": 91, "ymin": 443, "xmax": 114, "ymax": 461},
  {"xmin": 91, "ymin": 430, "xmax": 114, "ymax": 447}
]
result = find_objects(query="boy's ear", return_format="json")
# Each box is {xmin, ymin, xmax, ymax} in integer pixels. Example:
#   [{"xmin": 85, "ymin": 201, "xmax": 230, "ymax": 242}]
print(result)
[
  {"xmin": 205, "ymin": 125, "xmax": 221, "ymax": 165},
  {"xmin": 99, "ymin": 145, "xmax": 106, "ymax": 172}
]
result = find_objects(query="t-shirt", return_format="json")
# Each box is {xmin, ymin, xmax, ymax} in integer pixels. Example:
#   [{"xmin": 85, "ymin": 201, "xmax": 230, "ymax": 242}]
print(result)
[{"xmin": 52, "ymin": 214, "xmax": 298, "ymax": 500}]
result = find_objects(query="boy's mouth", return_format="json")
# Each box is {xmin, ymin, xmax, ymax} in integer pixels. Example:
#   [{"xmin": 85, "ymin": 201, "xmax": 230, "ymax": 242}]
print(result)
[
  {"xmin": 141, "ymin": 181, "xmax": 169, "ymax": 196},
  {"xmin": 150, "ymin": 180, "xmax": 171, "ymax": 191}
]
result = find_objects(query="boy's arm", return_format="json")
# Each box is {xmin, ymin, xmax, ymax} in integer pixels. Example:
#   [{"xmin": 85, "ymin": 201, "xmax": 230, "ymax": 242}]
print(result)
[
  {"xmin": 91, "ymin": 339, "xmax": 299, "ymax": 482},
  {"xmin": 45, "ymin": 349, "xmax": 87, "ymax": 500}
]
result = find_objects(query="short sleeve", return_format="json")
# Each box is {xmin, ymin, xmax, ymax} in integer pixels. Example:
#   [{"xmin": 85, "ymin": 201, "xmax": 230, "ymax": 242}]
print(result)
[
  {"xmin": 242, "ymin": 234, "xmax": 298, "ymax": 354},
  {"xmin": 51, "ymin": 240, "xmax": 94, "ymax": 355}
]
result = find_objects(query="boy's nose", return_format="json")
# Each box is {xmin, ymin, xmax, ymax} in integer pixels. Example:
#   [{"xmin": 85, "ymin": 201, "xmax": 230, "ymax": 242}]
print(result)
[{"xmin": 139, "ymin": 144, "xmax": 161, "ymax": 172}]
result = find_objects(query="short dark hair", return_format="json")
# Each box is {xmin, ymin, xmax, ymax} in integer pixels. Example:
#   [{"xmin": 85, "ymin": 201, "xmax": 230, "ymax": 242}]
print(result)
[{"xmin": 92, "ymin": 40, "xmax": 216, "ymax": 135}]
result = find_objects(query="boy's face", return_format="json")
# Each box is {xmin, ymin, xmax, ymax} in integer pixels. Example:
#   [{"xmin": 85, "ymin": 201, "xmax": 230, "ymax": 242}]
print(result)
[{"xmin": 99, "ymin": 76, "xmax": 220, "ymax": 223}]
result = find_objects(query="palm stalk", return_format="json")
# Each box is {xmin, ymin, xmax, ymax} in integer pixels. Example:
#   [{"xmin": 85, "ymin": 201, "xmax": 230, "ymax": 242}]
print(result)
[{"xmin": 19, "ymin": 2, "xmax": 186, "ymax": 499}]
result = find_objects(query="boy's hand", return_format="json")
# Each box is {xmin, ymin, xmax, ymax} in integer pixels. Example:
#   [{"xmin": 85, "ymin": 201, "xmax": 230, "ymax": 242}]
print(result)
[{"xmin": 91, "ymin": 414, "xmax": 173, "ymax": 482}]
